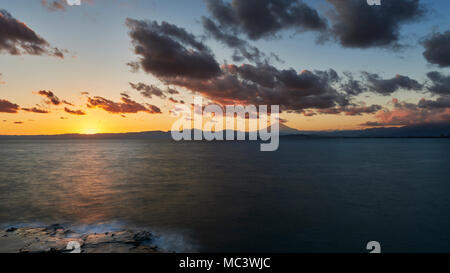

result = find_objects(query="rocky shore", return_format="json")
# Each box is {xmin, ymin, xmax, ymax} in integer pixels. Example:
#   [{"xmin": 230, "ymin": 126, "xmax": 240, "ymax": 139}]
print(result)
[{"xmin": 0, "ymin": 224, "xmax": 160, "ymax": 253}]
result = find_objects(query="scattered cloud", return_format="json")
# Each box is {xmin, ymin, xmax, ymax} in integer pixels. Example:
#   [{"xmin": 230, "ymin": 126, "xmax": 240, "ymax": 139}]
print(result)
[
  {"xmin": 168, "ymin": 97, "xmax": 179, "ymax": 103},
  {"xmin": 0, "ymin": 9, "xmax": 65, "ymax": 57},
  {"xmin": 36, "ymin": 90, "xmax": 62, "ymax": 105},
  {"xmin": 342, "ymin": 104, "xmax": 383, "ymax": 116},
  {"xmin": 426, "ymin": 71, "xmax": 450, "ymax": 95},
  {"xmin": 362, "ymin": 72, "xmax": 423, "ymax": 95},
  {"xmin": 422, "ymin": 30, "xmax": 450, "ymax": 67},
  {"xmin": 126, "ymin": 61, "xmax": 140, "ymax": 72},
  {"xmin": 364, "ymin": 97, "xmax": 450, "ymax": 127},
  {"xmin": 340, "ymin": 72, "xmax": 367, "ymax": 96},
  {"xmin": 202, "ymin": 17, "xmax": 276, "ymax": 64},
  {"xmin": 418, "ymin": 96, "xmax": 450, "ymax": 109},
  {"xmin": 164, "ymin": 63, "xmax": 348, "ymax": 112},
  {"xmin": 126, "ymin": 18, "xmax": 221, "ymax": 79},
  {"xmin": 64, "ymin": 107, "xmax": 86, "ymax": 115},
  {"xmin": 87, "ymin": 94, "xmax": 162, "ymax": 114},
  {"xmin": 129, "ymin": 82, "xmax": 180, "ymax": 99},
  {"xmin": 129, "ymin": 82, "xmax": 165, "ymax": 98},
  {"xmin": 0, "ymin": 99, "xmax": 20, "ymax": 113},
  {"xmin": 36, "ymin": 90, "xmax": 73, "ymax": 106},
  {"xmin": 317, "ymin": 103, "xmax": 382, "ymax": 116},
  {"xmin": 126, "ymin": 17, "xmax": 434, "ymax": 118},
  {"xmin": 326, "ymin": 0, "xmax": 425, "ymax": 49},
  {"xmin": 204, "ymin": 0, "xmax": 327, "ymax": 41},
  {"xmin": 22, "ymin": 107, "xmax": 50, "ymax": 114}
]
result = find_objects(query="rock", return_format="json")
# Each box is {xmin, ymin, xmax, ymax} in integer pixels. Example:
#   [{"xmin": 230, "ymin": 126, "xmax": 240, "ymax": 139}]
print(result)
[
  {"xmin": 48, "ymin": 224, "xmax": 62, "ymax": 230},
  {"xmin": 129, "ymin": 245, "xmax": 159, "ymax": 253},
  {"xmin": 0, "ymin": 226, "xmax": 160, "ymax": 253},
  {"xmin": 133, "ymin": 231, "xmax": 152, "ymax": 242}
]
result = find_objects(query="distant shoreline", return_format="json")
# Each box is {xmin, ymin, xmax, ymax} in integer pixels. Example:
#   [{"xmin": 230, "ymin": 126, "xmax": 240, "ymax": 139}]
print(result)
[
  {"xmin": 1, "ymin": 122, "xmax": 449, "ymax": 139},
  {"xmin": 0, "ymin": 133, "xmax": 449, "ymax": 140}
]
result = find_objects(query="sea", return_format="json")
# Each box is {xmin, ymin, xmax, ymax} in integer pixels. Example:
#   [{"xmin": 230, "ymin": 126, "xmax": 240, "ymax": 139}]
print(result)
[{"xmin": 0, "ymin": 138, "xmax": 449, "ymax": 252}]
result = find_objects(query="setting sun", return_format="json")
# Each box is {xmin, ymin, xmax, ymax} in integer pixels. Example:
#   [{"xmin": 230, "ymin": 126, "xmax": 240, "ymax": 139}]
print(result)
[
  {"xmin": 82, "ymin": 128, "xmax": 99, "ymax": 135},
  {"xmin": 1, "ymin": 0, "xmax": 450, "ymax": 256}
]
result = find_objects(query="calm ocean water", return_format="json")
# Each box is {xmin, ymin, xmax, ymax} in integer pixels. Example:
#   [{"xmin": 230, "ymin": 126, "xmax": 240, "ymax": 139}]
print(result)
[{"xmin": 0, "ymin": 138, "xmax": 449, "ymax": 252}]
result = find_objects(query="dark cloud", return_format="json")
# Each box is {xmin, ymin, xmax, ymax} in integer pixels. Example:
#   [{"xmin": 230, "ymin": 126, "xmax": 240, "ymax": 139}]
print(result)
[
  {"xmin": 0, "ymin": 99, "xmax": 20, "ymax": 113},
  {"xmin": 126, "ymin": 17, "xmax": 432, "ymax": 116},
  {"xmin": 22, "ymin": 107, "xmax": 50, "ymax": 114},
  {"xmin": 317, "ymin": 108, "xmax": 341, "ymax": 115},
  {"xmin": 340, "ymin": 72, "xmax": 367, "ymax": 96},
  {"xmin": 337, "ymin": 71, "xmax": 425, "ymax": 97},
  {"xmin": 418, "ymin": 96, "xmax": 450, "ymax": 109},
  {"xmin": 326, "ymin": 0, "xmax": 425, "ymax": 49},
  {"xmin": 364, "ymin": 98, "xmax": 450, "ymax": 127},
  {"xmin": 426, "ymin": 71, "xmax": 450, "ymax": 95},
  {"xmin": 0, "ymin": 73, "xmax": 4, "ymax": 84},
  {"xmin": 342, "ymin": 104, "xmax": 382, "ymax": 116},
  {"xmin": 14, "ymin": 121, "xmax": 23, "ymax": 124},
  {"xmin": 125, "ymin": 18, "xmax": 356, "ymax": 113},
  {"xmin": 64, "ymin": 107, "xmax": 86, "ymax": 115},
  {"xmin": 167, "ymin": 88, "xmax": 179, "ymax": 95},
  {"xmin": 87, "ymin": 94, "xmax": 162, "ymax": 114},
  {"xmin": 129, "ymin": 82, "xmax": 165, "ymax": 98},
  {"xmin": 147, "ymin": 104, "xmax": 162, "ymax": 114},
  {"xmin": 362, "ymin": 121, "xmax": 384, "ymax": 127},
  {"xmin": 0, "ymin": 9, "xmax": 64, "ymax": 57},
  {"xmin": 362, "ymin": 72, "xmax": 423, "ymax": 95},
  {"xmin": 202, "ymin": 17, "xmax": 274, "ymax": 63},
  {"xmin": 126, "ymin": 18, "xmax": 221, "ymax": 79},
  {"xmin": 168, "ymin": 97, "xmax": 179, "ymax": 103},
  {"xmin": 126, "ymin": 61, "xmax": 140, "ymax": 72},
  {"xmin": 204, "ymin": 0, "xmax": 327, "ymax": 40},
  {"xmin": 164, "ymin": 63, "xmax": 349, "ymax": 112},
  {"xmin": 422, "ymin": 30, "xmax": 450, "ymax": 67},
  {"xmin": 317, "ymin": 103, "xmax": 382, "ymax": 116},
  {"xmin": 300, "ymin": 110, "xmax": 316, "ymax": 117},
  {"xmin": 36, "ymin": 90, "xmax": 73, "ymax": 106},
  {"xmin": 37, "ymin": 90, "xmax": 62, "ymax": 105}
]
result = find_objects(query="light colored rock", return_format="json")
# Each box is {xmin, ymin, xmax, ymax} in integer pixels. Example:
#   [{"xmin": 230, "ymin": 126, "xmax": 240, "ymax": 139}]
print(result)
[{"xmin": 0, "ymin": 226, "xmax": 160, "ymax": 253}]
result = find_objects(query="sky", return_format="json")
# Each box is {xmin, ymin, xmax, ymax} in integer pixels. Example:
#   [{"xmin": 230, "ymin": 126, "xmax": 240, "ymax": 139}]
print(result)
[{"xmin": 1, "ymin": 0, "xmax": 450, "ymax": 135}]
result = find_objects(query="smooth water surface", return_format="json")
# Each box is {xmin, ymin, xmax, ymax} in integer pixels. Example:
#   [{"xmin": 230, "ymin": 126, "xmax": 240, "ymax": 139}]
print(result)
[{"xmin": 0, "ymin": 138, "xmax": 449, "ymax": 252}]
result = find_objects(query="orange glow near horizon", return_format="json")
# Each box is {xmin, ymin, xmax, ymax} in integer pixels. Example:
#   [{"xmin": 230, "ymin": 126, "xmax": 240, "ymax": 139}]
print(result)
[
  {"xmin": 0, "ymin": 106, "xmax": 383, "ymax": 135},
  {"xmin": 82, "ymin": 128, "xmax": 99, "ymax": 135}
]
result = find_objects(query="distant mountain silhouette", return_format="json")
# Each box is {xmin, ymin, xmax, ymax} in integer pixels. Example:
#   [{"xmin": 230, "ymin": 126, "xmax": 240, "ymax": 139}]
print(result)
[
  {"xmin": 305, "ymin": 122, "xmax": 450, "ymax": 138},
  {"xmin": 266, "ymin": 123, "xmax": 302, "ymax": 135},
  {"xmin": 0, "ymin": 131, "xmax": 170, "ymax": 140},
  {"xmin": 0, "ymin": 122, "xmax": 449, "ymax": 139}
]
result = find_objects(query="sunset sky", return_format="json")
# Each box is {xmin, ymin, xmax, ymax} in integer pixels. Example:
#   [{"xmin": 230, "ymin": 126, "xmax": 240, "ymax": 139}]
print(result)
[{"xmin": 1, "ymin": 0, "xmax": 450, "ymax": 135}]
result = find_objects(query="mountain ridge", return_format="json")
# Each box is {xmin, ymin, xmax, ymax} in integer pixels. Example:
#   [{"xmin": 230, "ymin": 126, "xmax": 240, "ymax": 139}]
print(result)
[{"xmin": 0, "ymin": 122, "xmax": 449, "ymax": 139}]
